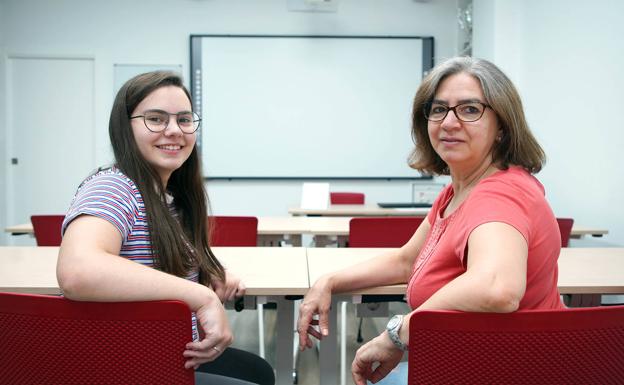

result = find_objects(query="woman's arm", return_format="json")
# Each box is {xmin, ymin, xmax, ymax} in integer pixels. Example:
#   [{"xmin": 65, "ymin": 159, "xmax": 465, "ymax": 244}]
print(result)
[
  {"xmin": 351, "ymin": 221, "xmax": 528, "ymax": 384},
  {"xmin": 327, "ymin": 217, "xmax": 431, "ymax": 295},
  {"xmin": 297, "ymin": 219, "xmax": 431, "ymax": 349},
  {"xmin": 58, "ymin": 215, "xmax": 218, "ymax": 309},
  {"xmin": 398, "ymin": 221, "xmax": 528, "ymax": 340},
  {"xmin": 415, "ymin": 221, "xmax": 527, "ymax": 312},
  {"xmin": 58, "ymin": 215, "xmax": 232, "ymax": 369}
]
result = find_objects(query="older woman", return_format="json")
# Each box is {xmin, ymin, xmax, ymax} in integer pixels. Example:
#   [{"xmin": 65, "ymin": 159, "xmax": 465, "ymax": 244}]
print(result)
[{"xmin": 297, "ymin": 57, "xmax": 564, "ymax": 385}]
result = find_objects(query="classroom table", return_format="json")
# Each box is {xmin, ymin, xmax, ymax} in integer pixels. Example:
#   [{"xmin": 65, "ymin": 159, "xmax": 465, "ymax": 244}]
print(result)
[
  {"xmin": 306, "ymin": 247, "xmax": 624, "ymax": 385},
  {"xmin": 0, "ymin": 246, "xmax": 308, "ymax": 385},
  {"xmin": 6, "ymin": 217, "xmax": 609, "ymax": 244},
  {"xmin": 3, "ymin": 219, "xmax": 321, "ymax": 247},
  {"xmin": 568, "ymin": 225, "xmax": 609, "ymax": 238},
  {"xmin": 4, "ymin": 223, "xmax": 33, "ymax": 235},
  {"xmin": 288, "ymin": 204, "xmax": 431, "ymax": 217},
  {"xmin": 264, "ymin": 218, "xmax": 608, "ymax": 244},
  {"xmin": 307, "ymin": 247, "xmax": 624, "ymax": 295},
  {"xmin": 0, "ymin": 246, "xmax": 309, "ymax": 294}
]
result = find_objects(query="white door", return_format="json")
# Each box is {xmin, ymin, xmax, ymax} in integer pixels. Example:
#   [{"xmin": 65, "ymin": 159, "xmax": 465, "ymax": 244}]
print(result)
[{"xmin": 7, "ymin": 57, "xmax": 95, "ymax": 245}]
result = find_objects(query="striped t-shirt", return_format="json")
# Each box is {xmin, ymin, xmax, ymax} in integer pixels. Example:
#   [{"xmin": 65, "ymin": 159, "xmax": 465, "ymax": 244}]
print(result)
[{"xmin": 62, "ymin": 166, "xmax": 200, "ymax": 339}]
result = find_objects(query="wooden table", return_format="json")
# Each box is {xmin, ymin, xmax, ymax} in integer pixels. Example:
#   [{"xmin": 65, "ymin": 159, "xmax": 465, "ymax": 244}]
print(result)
[
  {"xmin": 257, "ymin": 216, "xmax": 353, "ymax": 246},
  {"xmin": 4, "ymin": 223, "xmax": 33, "ymax": 235},
  {"xmin": 288, "ymin": 204, "xmax": 431, "ymax": 217},
  {"xmin": 568, "ymin": 226, "xmax": 609, "ymax": 238},
  {"xmin": 5, "ymin": 218, "xmax": 610, "ymax": 246},
  {"xmin": 0, "ymin": 246, "xmax": 309, "ymax": 295},
  {"xmin": 0, "ymin": 246, "xmax": 60, "ymax": 294},
  {"xmin": 307, "ymin": 247, "xmax": 624, "ymax": 294},
  {"xmin": 0, "ymin": 246, "xmax": 308, "ymax": 385},
  {"xmin": 306, "ymin": 247, "xmax": 624, "ymax": 385}
]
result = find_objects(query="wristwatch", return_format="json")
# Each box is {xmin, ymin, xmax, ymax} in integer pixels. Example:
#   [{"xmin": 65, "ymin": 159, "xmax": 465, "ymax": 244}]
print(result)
[{"xmin": 386, "ymin": 314, "xmax": 408, "ymax": 351}]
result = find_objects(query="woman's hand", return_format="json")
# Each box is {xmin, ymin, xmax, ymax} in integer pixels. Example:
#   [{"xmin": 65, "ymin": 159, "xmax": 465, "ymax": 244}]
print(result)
[
  {"xmin": 212, "ymin": 270, "xmax": 246, "ymax": 303},
  {"xmin": 297, "ymin": 276, "xmax": 333, "ymax": 350},
  {"xmin": 351, "ymin": 331, "xmax": 404, "ymax": 385},
  {"xmin": 183, "ymin": 295, "xmax": 233, "ymax": 369}
]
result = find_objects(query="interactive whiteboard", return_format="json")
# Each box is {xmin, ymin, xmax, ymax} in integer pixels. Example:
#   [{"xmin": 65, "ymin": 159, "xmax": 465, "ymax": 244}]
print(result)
[{"xmin": 190, "ymin": 35, "xmax": 433, "ymax": 179}]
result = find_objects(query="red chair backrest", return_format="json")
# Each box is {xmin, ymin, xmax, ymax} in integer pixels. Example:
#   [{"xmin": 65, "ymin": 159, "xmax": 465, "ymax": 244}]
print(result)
[
  {"xmin": 349, "ymin": 217, "xmax": 424, "ymax": 247},
  {"xmin": 330, "ymin": 192, "xmax": 365, "ymax": 205},
  {"xmin": 208, "ymin": 216, "xmax": 258, "ymax": 246},
  {"xmin": 556, "ymin": 217, "xmax": 574, "ymax": 247},
  {"xmin": 30, "ymin": 215, "xmax": 65, "ymax": 246},
  {"xmin": 0, "ymin": 292, "xmax": 194, "ymax": 385},
  {"xmin": 408, "ymin": 306, "xmax": 624, "ymax": 384}
]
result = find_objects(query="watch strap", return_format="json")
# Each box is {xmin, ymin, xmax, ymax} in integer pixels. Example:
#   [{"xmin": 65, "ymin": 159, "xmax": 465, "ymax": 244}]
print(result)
[{"xmin": 386, "ymin": 315, "xmax": 408, "ymax": 351}]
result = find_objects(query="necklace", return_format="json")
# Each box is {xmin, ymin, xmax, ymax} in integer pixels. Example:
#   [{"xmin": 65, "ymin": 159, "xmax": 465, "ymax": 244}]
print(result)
[
  {"xmin": 461, "ymin": 163, "xmax": 494, "ymax": 193},
  {"xmin": 448, "ymin": 163, "xmax": 494, "ymax": 212},
  {"xmin": 443, "ymin": 163, "xmax": 495, "ymax": 218}
]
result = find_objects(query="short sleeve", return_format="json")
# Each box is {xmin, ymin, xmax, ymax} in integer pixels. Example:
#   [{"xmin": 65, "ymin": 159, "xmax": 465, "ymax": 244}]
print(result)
[
  {"xmin": 62, "ymin": 172, "xmax": 139, "ymax": 242},
  {"xmin": 461, "ymin": 177, "xmax": 534, "ymax": 243}
]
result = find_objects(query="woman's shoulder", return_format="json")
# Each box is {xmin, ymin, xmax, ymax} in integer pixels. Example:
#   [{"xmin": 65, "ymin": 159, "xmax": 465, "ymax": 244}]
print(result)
[
  {"xmin": 481, "ymin": 166, "xmax": 545, "ymax": 196},
  {"xmin": 79, "ymin": 166, "xmax": 138, "ymax": 191},
  {"xmin": 74, "ymin": 166, "xmax": 142, "ymax": 203}
]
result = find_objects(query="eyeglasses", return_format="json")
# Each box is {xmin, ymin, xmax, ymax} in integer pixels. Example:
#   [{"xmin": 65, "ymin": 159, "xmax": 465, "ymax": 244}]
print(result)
[
  {"xmin": 130, "ymin": 109, "xmax": 201, "ymax": 134},
  {"xmin": 424, "ymin": 101, "xmax": 490, "ymax": 122}
]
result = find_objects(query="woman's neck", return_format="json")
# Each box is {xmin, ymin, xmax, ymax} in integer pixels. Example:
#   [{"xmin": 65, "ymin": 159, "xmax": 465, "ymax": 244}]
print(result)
[
  {"xmin": 450, "ymin": 159, "xmax": 496, "ymax": 197},
  {"xmin": 442, "ymin": 160, "xmax": 497, "ymax": 218}
]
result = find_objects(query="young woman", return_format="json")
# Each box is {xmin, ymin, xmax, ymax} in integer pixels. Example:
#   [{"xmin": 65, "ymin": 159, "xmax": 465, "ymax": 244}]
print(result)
[
  {"xmin": 58, "ymin": 71, "xmax": 274, "ymax": 385},
  {"xmin": 297, "ymin": 57, "xmax": 564, "ymax": 385}
]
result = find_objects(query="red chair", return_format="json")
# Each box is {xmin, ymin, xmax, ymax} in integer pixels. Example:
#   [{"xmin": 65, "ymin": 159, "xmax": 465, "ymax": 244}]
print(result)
[
  {"xmin": 208, "ymin": 216, "xmax": 258, "ymax": 246},
  {"xmin": 30, "ymin": 215, "xmax": 65, "ymax": 246},
  {"xmin": 408, "ymin": 306, "xmax": 624, "ymax": 384},
  {"xmin": 557, "ymin": 217, "xmax": 574, "ymax": 247},
  {"xmin": 349, "ymin": 216, "xmax": 424, "ymax": 248},
  {"xmin": 330, "ymin": 192, "xmax": 365, "ymax": 205},
  {"xmin": 0, "ymin": 292, "xmax": 193, "ymax": 385}
]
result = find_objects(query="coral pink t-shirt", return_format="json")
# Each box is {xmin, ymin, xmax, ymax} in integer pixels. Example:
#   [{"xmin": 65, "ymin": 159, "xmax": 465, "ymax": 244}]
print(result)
[{"xmin": 406, "ymin": 166, "xmax": 564, "ymax": 310}]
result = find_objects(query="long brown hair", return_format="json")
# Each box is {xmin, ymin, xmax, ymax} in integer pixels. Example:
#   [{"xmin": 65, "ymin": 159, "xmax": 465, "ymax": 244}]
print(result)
[
  {"xmin": 109, "ymin": 71, "xmax": 224, "ymax": 284},
  {"xmin": 408, "ymin": 56, "xmax": 545, "ymax": 175}
]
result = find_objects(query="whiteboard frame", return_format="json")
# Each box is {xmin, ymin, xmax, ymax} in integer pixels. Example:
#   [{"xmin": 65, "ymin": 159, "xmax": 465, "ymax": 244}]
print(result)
[{"xmin": 190, "ymin": 34, "xmax": 434, "ymax": 181}]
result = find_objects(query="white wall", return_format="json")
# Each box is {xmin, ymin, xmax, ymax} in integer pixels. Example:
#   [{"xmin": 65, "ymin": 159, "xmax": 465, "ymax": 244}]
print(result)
[
  {"xmin": 1, "ymin": 0, "xmax": 459, "ymax": 245},
  {"xmin": 473, "ymin": 0, "xmax": 624, "ymax": 247},
  {"xmin": 0, "ymin": 0, "xmax": 7, "ymax": 243},
  {"xmin": 3, "ymin": 0, "xmax": 621, "ymax": 247}
]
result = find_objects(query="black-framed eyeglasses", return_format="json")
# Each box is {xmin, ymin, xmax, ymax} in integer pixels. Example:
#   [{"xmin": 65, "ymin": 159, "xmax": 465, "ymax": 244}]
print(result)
[
  {"xmin": 130, "ymin": 109, "xmax": 201, "ymax": 134},
  {"xmin": 424, "ymin": 101, "xmax": 490, "ymax": 122}
]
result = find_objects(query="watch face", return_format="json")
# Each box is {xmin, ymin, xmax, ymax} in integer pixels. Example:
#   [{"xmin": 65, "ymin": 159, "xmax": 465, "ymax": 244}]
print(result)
[{"xmin": 388, "ymin": 315, "xmax": 401, "ymax": 330}]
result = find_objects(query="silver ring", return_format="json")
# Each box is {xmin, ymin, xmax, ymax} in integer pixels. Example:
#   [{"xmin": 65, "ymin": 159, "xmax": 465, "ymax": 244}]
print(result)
[{"xmin": 212, "ymin": 346, "xmax": 222, "ymax": 353}]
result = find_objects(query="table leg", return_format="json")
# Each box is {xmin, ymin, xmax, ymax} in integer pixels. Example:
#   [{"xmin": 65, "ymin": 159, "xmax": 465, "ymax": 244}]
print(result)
[
  {"xmin": 257, "ymin": 235, "xmax": 284, "ymax": 247},
  {"xmin": 319, "ymin": 297, "xmax": 339, "ymax": 385},
  {"xmin": 275, "ymin": 297, "xmax": 295, "ymax": 385},
  {"xmin": 289, "ymin": 234, "xmax": 302, "ymax": 247}
]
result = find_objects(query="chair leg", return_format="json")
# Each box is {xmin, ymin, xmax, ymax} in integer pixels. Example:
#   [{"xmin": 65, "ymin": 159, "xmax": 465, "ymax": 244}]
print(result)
[
  {"xmin": 292, "ymin": 299, "xmax": 302, "ymax": 384},
  {"xmin": 257, "ymin": 304, "xmax": 265, "ymax": 358},
  {"xmin": 340, "ymin": 301, "xmax": 347, "ymax": 385},
  {"xmin": 356, "ymin": 317, "xmax": 364, "ymax": 343}
]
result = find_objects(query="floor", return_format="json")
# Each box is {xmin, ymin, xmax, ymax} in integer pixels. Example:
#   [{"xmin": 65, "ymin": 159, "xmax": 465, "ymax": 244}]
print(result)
[{"xmin": 227, "ymin": 300, "xmax": 411, "ymax": 385}]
